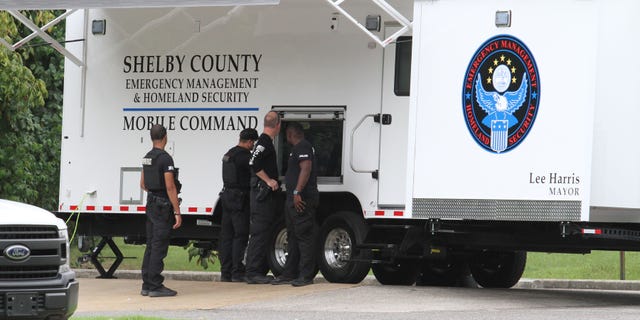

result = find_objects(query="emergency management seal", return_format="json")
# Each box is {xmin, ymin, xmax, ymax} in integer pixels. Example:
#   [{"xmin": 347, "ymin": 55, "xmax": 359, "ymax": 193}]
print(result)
[{"xmin": 462, "ymin": 35, "xmax": 540, "ymax": 153}]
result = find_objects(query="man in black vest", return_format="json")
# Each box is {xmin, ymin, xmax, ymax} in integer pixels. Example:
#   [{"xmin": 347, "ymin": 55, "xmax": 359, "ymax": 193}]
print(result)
[
  {"xmin": 245, "ymin": 111, "xmax": 281, "ymax": 284},
  {"xmin": 140, "ymin": 124, "xmax": 181, "ymax": 297},
  {"xmin": 220, "ymin": 128, "xmax": 258, "ymax": 282},
  {"xmin": 271, "ymin": 122, "xmax": 319, "ymax": 287}
]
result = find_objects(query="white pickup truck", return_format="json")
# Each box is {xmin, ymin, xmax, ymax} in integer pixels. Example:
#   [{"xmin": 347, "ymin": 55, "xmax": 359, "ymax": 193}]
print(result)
[{"xmin": 0, "ymin": 199, "xmax": 78, "ymax": 319}]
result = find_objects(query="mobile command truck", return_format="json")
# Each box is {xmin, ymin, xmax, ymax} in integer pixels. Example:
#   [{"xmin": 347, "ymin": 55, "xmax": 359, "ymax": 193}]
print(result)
[{"xmin": 51, "ymin": 0, "xmax": 640, "ymax": 286}]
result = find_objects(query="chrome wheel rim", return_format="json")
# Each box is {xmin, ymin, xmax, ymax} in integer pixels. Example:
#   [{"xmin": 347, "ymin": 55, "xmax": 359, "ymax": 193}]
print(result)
[
  {"xmin": 323, "ymin": 228, "xmax": 352, "ymax": 269},
  {"xmin": 274, "ymin": 228, "xmax": 288, "ymax": 268}
]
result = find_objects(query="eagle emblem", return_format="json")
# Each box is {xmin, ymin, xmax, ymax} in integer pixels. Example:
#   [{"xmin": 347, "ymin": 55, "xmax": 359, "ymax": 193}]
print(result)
[{"xmin": 462, "ymin": 35, "xmax": 540, "ymax": 153}]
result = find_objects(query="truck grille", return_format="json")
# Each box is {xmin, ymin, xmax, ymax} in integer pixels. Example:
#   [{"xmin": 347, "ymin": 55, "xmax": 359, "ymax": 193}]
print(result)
[
  {"xmin": 0, "ymin": 225, "xmax": 63, "ymax": 280},
  {"xmin": 0, "ymin": 266, "xmax": 59, "ymax": 280},
  {"xmin": 0, "ymin": 226, "xmax": 58, "ymax": 239}
]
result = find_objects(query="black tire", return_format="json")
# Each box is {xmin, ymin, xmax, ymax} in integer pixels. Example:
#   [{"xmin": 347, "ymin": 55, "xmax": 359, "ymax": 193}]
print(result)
[
  {"xmin": 417, "ymin": 259, "xmax": 477, "ymax": 287},
  {"xmin": 268, "ymin": 219, "xmax": 320, "ymax": 278},
  {"xmin": 318, "ymin": 212, "xmax": 370, "ymax": 283},
  {"xmin": 371, "ymin": 259, "xmax": 420, "ymax": 285},
  {"xmin": 268, "ymin": 220, "xmax": 287, "ymax": 277},
  {"xmin": 469, "ymin": 250, "xmax": 526, "ymax": 288}
]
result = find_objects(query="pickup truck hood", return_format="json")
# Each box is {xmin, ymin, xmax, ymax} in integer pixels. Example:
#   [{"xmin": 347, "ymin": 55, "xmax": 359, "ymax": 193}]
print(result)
[{"xmin": 0, "ymin": 199, "xmax": 67, "ymax": 230}]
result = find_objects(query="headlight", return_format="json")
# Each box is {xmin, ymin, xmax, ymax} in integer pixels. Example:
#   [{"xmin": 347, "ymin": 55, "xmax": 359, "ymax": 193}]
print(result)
[{"xmin": 59, "ymin": 229, "xmax": 72, "ymax": 273}]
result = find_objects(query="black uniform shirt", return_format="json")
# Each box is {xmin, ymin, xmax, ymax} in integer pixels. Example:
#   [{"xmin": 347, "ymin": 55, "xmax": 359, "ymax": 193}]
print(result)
[
  {"xmin": 250, "ymin": 133, "xmax": 278, "ymax": 180},
  {"xmin": 225, "ymin": 145, "xmax": 252, "ymax": 189},
  {"xmin": 149, "ymin": 148, "xmax": 175, "ymax": 198},
  {"xmin": 285, "ymin": 139, "xmax": 318, "ymax": 196}
]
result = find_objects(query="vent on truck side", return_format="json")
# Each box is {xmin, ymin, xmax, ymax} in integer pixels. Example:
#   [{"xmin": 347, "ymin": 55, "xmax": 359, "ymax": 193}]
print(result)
[{"xmin": 412, "ymin": 199, "xmax": 581, "ymax": 221}]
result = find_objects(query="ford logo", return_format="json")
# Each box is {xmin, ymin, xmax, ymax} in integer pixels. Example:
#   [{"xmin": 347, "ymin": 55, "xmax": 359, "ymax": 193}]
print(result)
[{"xmin": 4, "ymin": 244, "xmax": 30, "ymax": 261}]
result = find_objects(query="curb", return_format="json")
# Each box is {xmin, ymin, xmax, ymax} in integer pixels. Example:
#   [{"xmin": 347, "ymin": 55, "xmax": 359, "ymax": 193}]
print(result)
[
  {"xmin": 73, "ymin": 269, "xmax": 380, "ymax": 285},
  {"xmin": 73, "ymin": 269, "xmax": 640, "ymax": 290},
  {"xmin": 515, "ymin": 278, "xmax": 640, "ymax": 291}
]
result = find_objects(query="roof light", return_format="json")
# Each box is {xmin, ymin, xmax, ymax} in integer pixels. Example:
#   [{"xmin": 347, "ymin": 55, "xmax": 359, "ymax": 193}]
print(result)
[{"xmin": 495, "ymin": 10, "xmax": 511, "ymax": 28}]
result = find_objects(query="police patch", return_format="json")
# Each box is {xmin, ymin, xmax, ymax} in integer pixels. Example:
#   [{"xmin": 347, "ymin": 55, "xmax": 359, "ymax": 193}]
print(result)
[{"xmin": 462, "ymin": 34, "xmax": 540, "ymax": 153}]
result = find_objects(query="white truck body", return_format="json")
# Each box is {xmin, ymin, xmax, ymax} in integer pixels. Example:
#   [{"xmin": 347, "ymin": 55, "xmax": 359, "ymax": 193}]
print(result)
[
  {"xmin": 59, "ymin": 0, "xmax": 412, "ymax": 218},
  {"xmin": 59, "ymin": 0, "xmax": 640, "ymax": 224},
  {"xmin": 408, "ymin": 0, "xmax": 640, "ymax": 223},
  {"xmin": 54, "ymin": 0, "xmax": 640, "ymax": 285}
]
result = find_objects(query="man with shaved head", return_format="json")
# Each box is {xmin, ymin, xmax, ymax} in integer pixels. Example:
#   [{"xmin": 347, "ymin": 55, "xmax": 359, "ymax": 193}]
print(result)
[
  {"xmin": 140, "ymin": 124, "xmax": 181, "ymax": 297},
  {"xmin": 245, "ymin": 111, "xmax": 281, "ymax": 284},
  {"xmin": 271, "ymin": 122, "xmax": 319, "ymax": 287}
]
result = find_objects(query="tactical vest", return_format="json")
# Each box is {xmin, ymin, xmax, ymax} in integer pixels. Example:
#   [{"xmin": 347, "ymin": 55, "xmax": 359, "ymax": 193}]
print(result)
[
  {"xmin": 142, "ymin": 149, "xmax": 167, "ymax": 191},
  {"xmin": 222, "ymin": 147, "xmax": 243, "ymax": 188}
]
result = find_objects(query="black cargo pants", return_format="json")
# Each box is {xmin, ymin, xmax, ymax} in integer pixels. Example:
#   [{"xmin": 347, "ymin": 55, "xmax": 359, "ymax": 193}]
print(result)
[
  {"xmin": 141, "ymin": 194, "xmax": 174, "ymax": 291},
  {"xmin": 244, "ymin": 182, "xmax": 276, "ymax": 277},
  {"xmin": 220, "ymin": 188, "xmax": 250, "ymax": 279},
  {"xmin": 280, "ymin": 192, "xmax": 319, "ymax": 281}
]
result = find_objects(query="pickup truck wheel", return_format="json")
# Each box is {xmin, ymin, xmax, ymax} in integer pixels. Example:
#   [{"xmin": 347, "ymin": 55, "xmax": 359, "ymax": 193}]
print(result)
[
  {"xmin": 371, "ymin": 260, "xmax": 419, "ymax": 285},
  {"xmin": 268, "ymin": 220, "xmax": 287, "ymax": 276},
  {"xmin": 318, "ymin": 212, "xmax": 370, "ymax": 283},
  {"xmin": 470, "ymin": 250, "xmax": 526, "ymax": 288}
]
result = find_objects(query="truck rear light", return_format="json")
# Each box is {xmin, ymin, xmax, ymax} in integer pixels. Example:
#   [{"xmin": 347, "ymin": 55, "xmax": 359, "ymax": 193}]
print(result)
[{"xmin": 581, "ymin": 228, "xmax": 602, "ymax": 235}]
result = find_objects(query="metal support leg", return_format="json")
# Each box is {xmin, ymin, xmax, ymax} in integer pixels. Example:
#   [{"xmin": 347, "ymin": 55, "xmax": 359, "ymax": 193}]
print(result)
[{"xmin": 90, "ymin": 236, "xmax": 124, "ymax": 279}]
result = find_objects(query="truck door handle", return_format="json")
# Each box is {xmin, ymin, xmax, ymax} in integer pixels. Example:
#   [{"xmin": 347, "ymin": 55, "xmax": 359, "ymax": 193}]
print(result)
[
  {"xmin": 373, "ymin": 113, "xmax": 392, "ymax": 125},
  {"xmin": 349, "ymin": 114, "xmax": 379, "ymax": 178}
]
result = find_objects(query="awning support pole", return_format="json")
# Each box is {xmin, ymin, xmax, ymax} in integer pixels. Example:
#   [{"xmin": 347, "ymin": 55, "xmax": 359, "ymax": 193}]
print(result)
[
  {"xmin": 3, "ymin": 9, "xmax": 84, "ymax": 67},
  {"xmin": 324, "ymin": 0, "xmax": 412, "ymax": 47}
]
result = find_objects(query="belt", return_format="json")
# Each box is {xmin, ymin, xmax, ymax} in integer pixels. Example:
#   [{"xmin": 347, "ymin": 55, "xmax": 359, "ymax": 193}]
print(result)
[
  {"xmin": 148, "ymin": 193, "xmax": 170, "ymax": 203},
  {"xmin": 223, "ymin": 186, "xmax": 250, "ymax": 191}
]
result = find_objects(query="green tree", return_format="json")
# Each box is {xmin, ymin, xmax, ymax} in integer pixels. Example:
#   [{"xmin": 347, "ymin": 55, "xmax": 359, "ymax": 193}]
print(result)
[{"xmin": 0, "ymin": 11, "xmax": 64, "ymax": 210}]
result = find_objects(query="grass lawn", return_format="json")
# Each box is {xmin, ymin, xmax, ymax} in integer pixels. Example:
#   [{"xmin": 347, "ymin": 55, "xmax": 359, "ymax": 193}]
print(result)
[
  {"xmin": 71, "ymin": 237, "xmax": 640, "ymax": 280},
  {"xmin": 523, "ymin": 251, "xmax": 640, "ymax": 280},
  {"xmin": 71, "ymin": 237, "xmax": 221, "ymax": 272}
]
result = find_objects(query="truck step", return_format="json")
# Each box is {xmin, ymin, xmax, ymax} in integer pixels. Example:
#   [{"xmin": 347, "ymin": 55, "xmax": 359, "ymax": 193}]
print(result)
[
  {"xmin": 356, "ymin": 243, "xmax": 397, "ymax": 250},
  {"xmin": 348, "ymin": 258, "xmax": 396, "ymax": 264},
  {"xmin": 368, "ymin": 224, "xmax": 411, "ymax": 230}
]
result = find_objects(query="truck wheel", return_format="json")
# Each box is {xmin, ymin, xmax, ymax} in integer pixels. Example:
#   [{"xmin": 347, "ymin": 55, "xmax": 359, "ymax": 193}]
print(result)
[
  {"xmin": 469, "ymin": 250, "xmax": 526, "ymax": 288},
  {"xmin": 371, "ymin": 260, "xmax": 419, "ymax": 285},
  {"xmin": 268, "ymin": 220, "xmax": 287, "ymax": 276},
  {"xmin": 318, "ymin": 212, "xmax": 370, "ymax": 283},
  {"xmin": 416, "ymin": 259, "xmax": 474, "ymax": 287}
]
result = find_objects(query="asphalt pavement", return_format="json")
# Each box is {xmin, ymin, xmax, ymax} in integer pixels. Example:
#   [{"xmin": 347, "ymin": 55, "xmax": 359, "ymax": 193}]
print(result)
[
  {"xmin": 74, "ymin": 268, "xmax": 640, "ymax": 291},
  {"xmin": 72, "ymin": 269, "xmax": 640, "ymax": 320}
]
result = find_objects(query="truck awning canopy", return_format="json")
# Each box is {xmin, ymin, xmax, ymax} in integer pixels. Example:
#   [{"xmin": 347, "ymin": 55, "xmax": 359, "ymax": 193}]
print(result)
[
  {"xmin": 0, "ymin": 0, "xmax": 410, "ymax": 67},
  {"xmin": 0, "ymin": 0, "xmax": 279, "ymax": 9},
  {"xmin": 0, "ymin": 0, "xmax": 279, "ymax": 66}
]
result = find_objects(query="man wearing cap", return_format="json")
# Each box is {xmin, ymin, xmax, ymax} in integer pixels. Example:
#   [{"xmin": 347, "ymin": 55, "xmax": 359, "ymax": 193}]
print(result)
[{"xmin": 219, "ymin": 128, "xmax": 259, "ymax": 282}]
